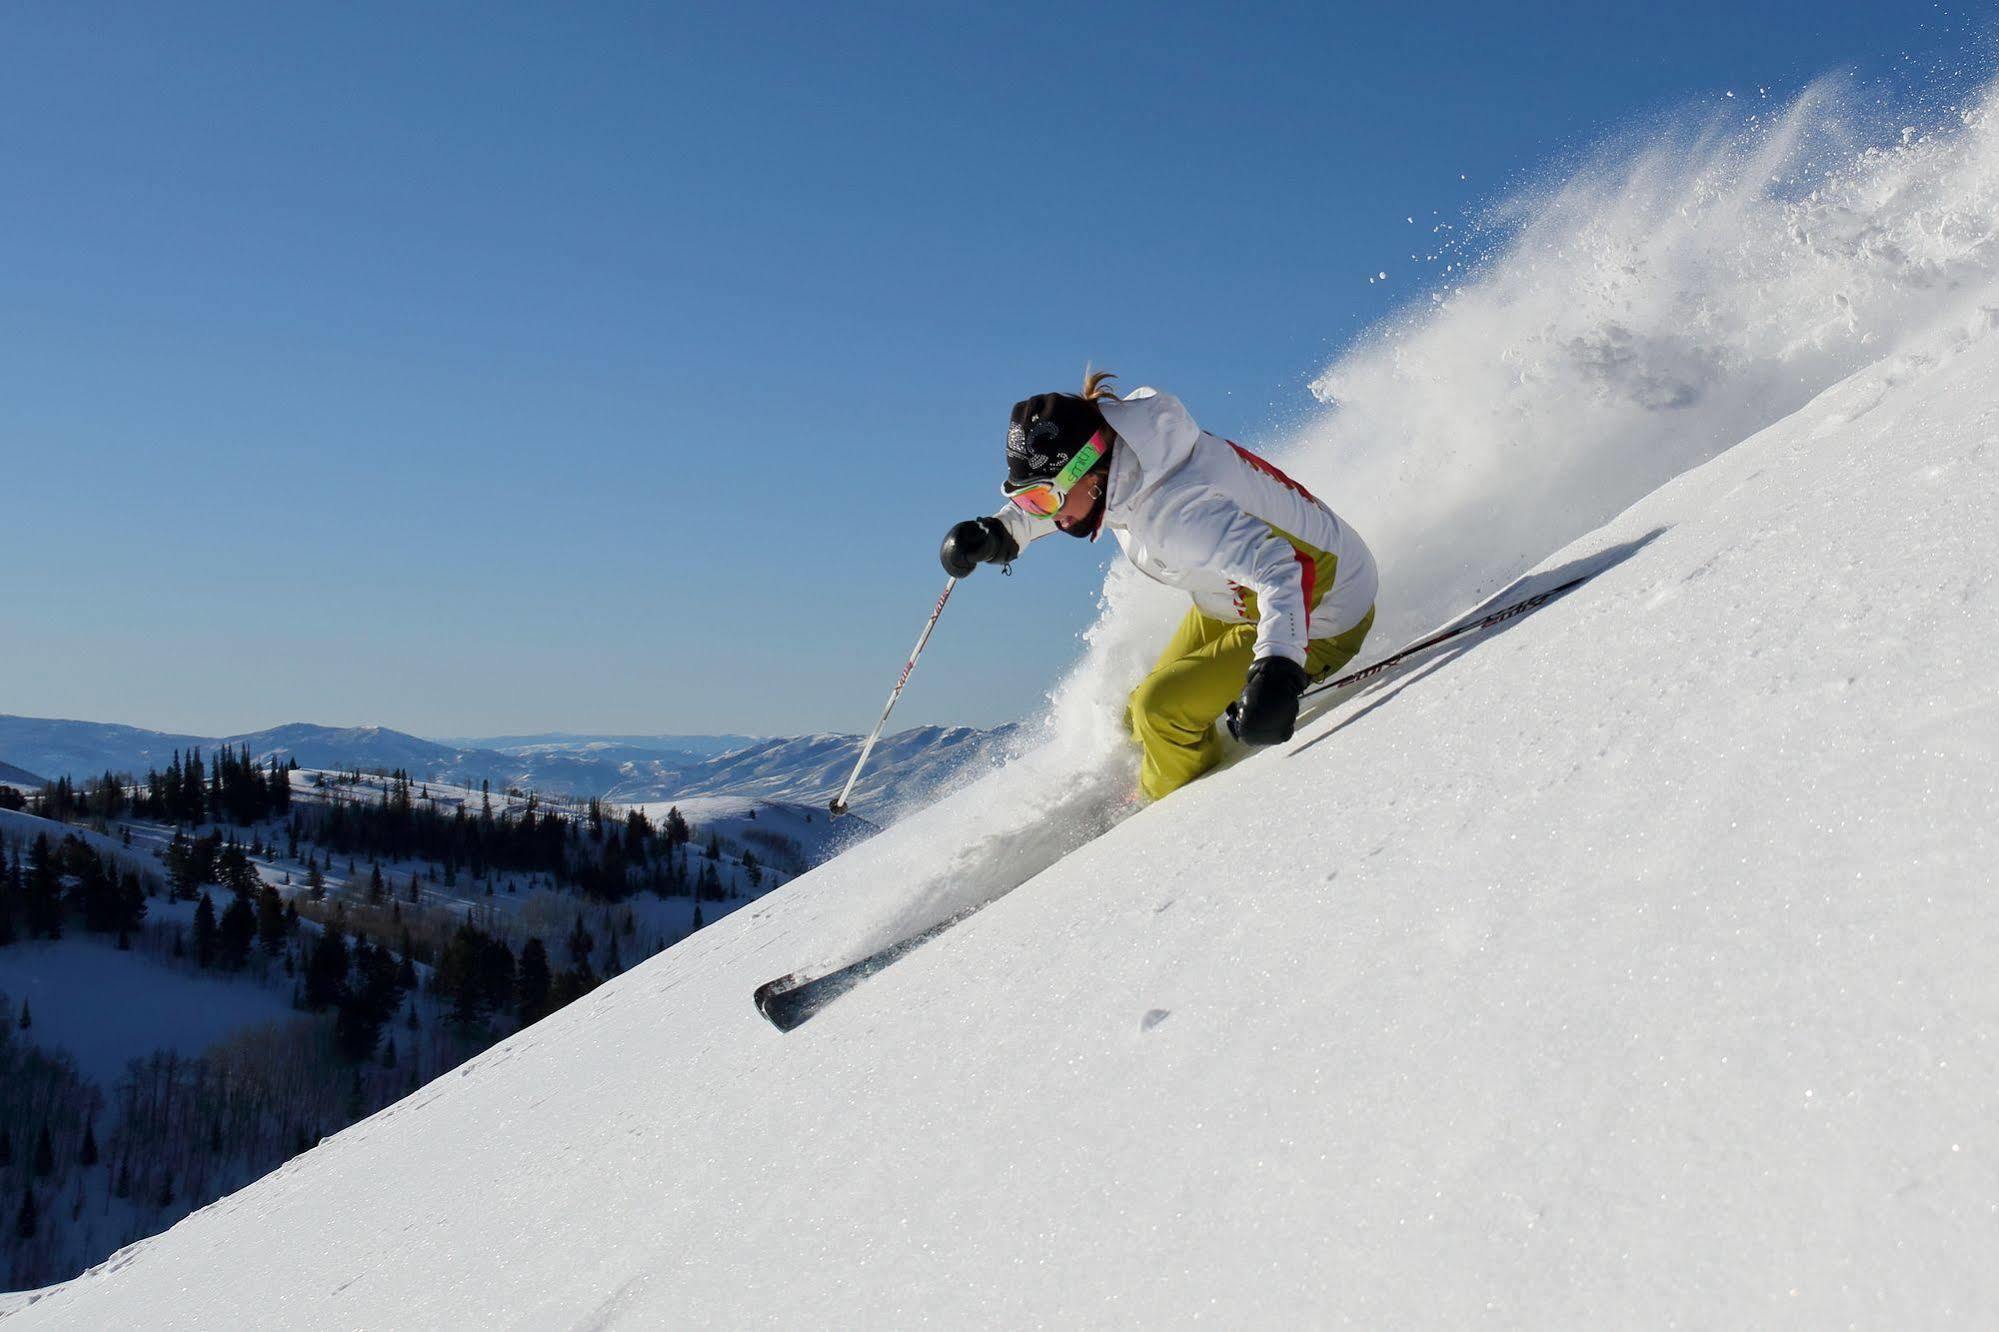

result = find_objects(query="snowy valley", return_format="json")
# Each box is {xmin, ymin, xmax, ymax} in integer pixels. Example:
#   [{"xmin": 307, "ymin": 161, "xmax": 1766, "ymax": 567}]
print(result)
[{"xmin": 0, "ymin": 753, "xmax": 912, "ymax": 1291}]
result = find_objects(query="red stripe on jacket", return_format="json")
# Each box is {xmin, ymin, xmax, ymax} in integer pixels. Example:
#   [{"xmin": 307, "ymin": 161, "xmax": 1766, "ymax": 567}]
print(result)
[
  {"xmin": 1228, "ymin": 442, "xmax": 1320, "ymax": 503},
  {"xmin": 1293, "ymin": 546, "xmax": 1317, "ymax": 633}
]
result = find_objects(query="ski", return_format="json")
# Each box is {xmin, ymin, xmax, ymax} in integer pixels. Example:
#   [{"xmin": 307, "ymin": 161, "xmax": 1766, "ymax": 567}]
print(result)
[
  {"xmin": 757, "ymin": 576, "xmax": 1592, "ymax": 1030},
  {"xmin": 754, "ymin": 909, "xmax": 976, "ymax": 1032},
  {"xmin": 1302, "ymin": 573, "xmax": 1592, "ymax": 702}
]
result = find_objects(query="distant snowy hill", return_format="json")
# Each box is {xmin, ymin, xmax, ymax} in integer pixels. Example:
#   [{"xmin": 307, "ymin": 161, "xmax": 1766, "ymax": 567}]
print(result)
[
  {"xmin": 0, "ymin": 718, "xmax": 1009, "ymax": 818},
  {"xmin": 439, "ymin": 732, "xmax": 760, "ymax": 760},
  {"xmin": 0, "ymin": 717, "xmax": 210, "ymax": 783},
  {"xmin": 12, "ymin": 84, "xmax": 1995, "ymax": 1326},
  {"xmin": 0, "ymin": 759, "xmax": 45, "ymax": 790},
  {"xmin": 629, "ymin": 796, "xmax": 869, "ymax": 874},
  {"xmin": 643, "ymin": 725, "xmax": 1018, "ymax": 814}
]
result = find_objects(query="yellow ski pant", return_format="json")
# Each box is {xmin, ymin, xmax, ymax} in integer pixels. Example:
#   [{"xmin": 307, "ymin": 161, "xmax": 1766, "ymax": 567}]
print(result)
[{"xmin": 1129, "ymin": 605, "xmax": 1376, "ymax": 801}]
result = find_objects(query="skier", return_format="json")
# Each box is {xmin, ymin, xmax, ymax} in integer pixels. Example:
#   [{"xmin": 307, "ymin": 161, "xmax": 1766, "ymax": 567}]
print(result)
[{"xmin": 941, "ymin": 372, "xmax": 1378, "ymax": 801}]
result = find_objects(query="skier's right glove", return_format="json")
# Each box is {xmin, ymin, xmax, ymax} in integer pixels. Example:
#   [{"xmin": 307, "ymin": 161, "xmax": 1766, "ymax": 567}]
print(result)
[
  {"xmin": 1226, "ymin": 656, "xmax": 1309, "ymax": 745},
  {"xmin": 939, "ymin": 517, "xmax": 1019, "ymax": 577}
]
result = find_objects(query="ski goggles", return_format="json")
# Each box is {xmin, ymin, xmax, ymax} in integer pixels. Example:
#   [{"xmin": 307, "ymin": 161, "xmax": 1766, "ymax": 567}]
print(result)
[{"xmin": 1000, "ymin": 430, "xmax": 1107, "ymax": 517}]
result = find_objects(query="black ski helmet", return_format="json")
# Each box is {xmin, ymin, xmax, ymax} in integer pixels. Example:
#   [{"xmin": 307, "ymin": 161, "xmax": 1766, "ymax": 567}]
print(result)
[{"xmin": 1005, "ymin": 392, "xmax": 1108, "ymax": 491}]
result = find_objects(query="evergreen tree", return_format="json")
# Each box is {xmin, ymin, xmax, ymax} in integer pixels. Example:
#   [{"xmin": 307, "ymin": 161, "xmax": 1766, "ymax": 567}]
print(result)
[
  {"xmin": 0, "ymin": 847, "xmax": 17, "ymax": 946},
  {"xmin": 216, "ymin": 841, "xmax": 259, "ymax": 897},
  {"xmin": 15, "ymin": 1187, "xmax": 35, "ymax": 1240},
  {"xmin": 33, "ymin": 1125, "xmax": 54, "ymax": 1177},
  {"xmin": 193, "ymin": 891, "xmax": 219, "ymax": 968},
  {"xmin": 435, "ymin": 922, "xmax": 514, "ymax": 1027},
  {"xmin": 304, "ymin": 923, "xmax": 350, "ymax": 1011},
  {"xmin": 24, "ymin": 835, "xmax": 62, "ymax": 938},
  {"xmin": 65, "ymin": 847, "xmax": 120, "ymax": 933},
  {"xmin": 257, "ymin": 885, "xmax": 287, "ymax": 954},
  {"xmin": 517, "ymin": 937, "xmax": 552, "ymax": 1024},
  {"xmin": 163, "ymin": 830, "xmax": 195, "ymax": 901},
  {"xmin": 117, "ymin": 869, "xmax": 147, "ymax": 935},
  {"xmin": 218, "ymin": 893, "xmax": 254, "ymax": 969},
  {"xmin": 18, "ymin": 999, "xmax": 30, "ymax": 1029},
  {"xmin": 334, "ymin": 937, "xmax": 401, "ymax": 1061},
  {"xmin": 80, "ymin": 1121, "xmax": 99, "ymax": 1168},
  {"xmin": 0, "ymin": 1126, "xmax": 11, "ymax": 1167},
  {"xmin": 184, "ymin": 748, "xmax": 207, "ymax": 823}
]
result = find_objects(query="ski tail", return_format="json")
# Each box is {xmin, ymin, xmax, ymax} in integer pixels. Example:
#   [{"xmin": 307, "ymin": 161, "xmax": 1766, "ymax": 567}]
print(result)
[{"xmin": 1305, "ymin": 573, "xmax": 1592, "ymax": 701}]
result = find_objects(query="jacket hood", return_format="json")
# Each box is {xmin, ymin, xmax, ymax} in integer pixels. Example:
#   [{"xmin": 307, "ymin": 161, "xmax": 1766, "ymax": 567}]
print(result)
[{"xmin": 1099, "ymin": 387, "xmax": 1202, "ymax": 511}]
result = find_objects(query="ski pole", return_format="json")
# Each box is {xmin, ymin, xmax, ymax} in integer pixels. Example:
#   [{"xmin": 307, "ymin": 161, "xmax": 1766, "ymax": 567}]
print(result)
[
  {"xmin": 1302, "ymin": 574, "xmax": 1590, "ymax": 702},
  {"xmin": 829, "ymin": 576, "xmax": 958, "ymax": 816}
]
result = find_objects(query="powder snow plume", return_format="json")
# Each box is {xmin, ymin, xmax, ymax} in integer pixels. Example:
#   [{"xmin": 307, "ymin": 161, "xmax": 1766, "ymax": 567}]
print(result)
[
  {"xmin": 1286, "ymin": 73, "xmax": 1999, "ymax": 653},
  {"xmin": 824, "ymin": 73, "xmax": 1999, "ymax": 961}
]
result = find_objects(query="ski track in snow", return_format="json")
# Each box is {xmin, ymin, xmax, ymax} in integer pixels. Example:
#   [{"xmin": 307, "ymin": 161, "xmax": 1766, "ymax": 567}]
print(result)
[{"xmin": 8, "ymin": 77, "xmax": 1999, "ymax": 1329}]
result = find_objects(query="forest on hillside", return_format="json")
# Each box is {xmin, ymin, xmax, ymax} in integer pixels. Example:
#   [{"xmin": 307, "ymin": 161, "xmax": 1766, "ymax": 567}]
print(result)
[{"xmin": 0, "ymin": 754, "xmax": 799, "ymax": 1290}]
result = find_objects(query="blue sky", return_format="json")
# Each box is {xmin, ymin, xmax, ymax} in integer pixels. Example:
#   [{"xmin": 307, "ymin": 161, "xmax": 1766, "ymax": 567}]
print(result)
[{"xmin": 0, "ymin": 1, "xmax": 1977, "ymax": 739}]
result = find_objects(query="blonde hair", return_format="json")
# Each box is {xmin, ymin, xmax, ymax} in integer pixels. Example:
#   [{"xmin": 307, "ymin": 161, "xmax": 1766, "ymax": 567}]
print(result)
[{"xmin": 1081, "ymin": 368, "xmax": 1120, "ymax": 401}]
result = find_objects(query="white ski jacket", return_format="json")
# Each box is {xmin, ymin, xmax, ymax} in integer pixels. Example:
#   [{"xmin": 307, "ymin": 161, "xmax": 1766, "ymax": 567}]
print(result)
[{"xmin": 996, "ymin": 388, "xmax": 1378, "ymax": 667}]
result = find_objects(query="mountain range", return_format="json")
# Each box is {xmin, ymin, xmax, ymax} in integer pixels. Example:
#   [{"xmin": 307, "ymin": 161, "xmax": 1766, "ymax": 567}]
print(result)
[{"xmin": 0, "ymin": 715, "xmax": 1014, "ymax": 817}]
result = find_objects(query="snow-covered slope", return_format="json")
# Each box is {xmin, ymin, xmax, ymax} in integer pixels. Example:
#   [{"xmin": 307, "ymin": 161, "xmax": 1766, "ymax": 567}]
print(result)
[
  {"xmin": 0, "ymin": 807, "xmax": 164, "ymax": 887},
  {"xmin": 627, "ymin": 797, "xmax": 867, "ymax": 874},
  {"xmin": 11, "ymin": 82, "xmax": 1998, "ymax": 1327}
]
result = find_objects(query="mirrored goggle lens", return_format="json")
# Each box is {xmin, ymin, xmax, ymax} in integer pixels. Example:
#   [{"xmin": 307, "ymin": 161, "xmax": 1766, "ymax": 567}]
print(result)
[{"xmin": 1007, "ymin": 484, "xmax": 1063, "ymax": 517}]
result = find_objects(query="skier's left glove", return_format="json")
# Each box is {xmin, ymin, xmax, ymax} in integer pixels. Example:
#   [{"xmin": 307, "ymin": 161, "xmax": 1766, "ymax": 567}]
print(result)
[{"xmin": 1226, "ymin": 656, "xmax": 1309, "ymax": 745}]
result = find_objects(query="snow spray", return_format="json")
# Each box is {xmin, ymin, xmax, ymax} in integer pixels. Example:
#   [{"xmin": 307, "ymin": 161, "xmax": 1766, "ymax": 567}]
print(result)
[{"xmin": 814, "ymin": 72, "xmax": 1999, "ymax": 963}]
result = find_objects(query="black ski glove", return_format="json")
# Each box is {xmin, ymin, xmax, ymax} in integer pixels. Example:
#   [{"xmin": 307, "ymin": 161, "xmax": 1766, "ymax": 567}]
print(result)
[
  {"xmin": 1226, "ymin": 656, "xmax": 1310, "ymax": 745},
  {"xmin": 939, "ymin": 517, "xmax": 1019, "ymax": 577}
]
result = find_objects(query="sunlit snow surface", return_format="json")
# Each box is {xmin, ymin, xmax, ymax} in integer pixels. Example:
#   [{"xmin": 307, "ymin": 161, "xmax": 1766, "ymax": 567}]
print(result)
[{"xmin": 8, "ymin": 82, "xmax": 1999, "ymax": 1327}]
